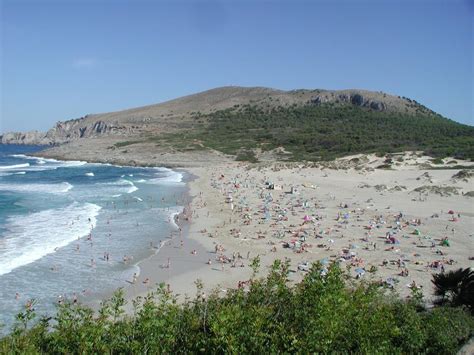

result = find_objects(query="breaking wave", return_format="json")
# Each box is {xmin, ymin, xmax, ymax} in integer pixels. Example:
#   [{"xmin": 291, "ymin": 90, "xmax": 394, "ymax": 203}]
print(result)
[{"xmin": 0, "ymin": 202, "xmax": 101, "ymax": 276}]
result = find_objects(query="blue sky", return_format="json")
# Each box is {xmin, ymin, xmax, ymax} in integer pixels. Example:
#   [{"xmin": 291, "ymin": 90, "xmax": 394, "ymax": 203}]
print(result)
[{"xmin": 1, "ymin": 0, "xmax": 472, "ymax": 132}]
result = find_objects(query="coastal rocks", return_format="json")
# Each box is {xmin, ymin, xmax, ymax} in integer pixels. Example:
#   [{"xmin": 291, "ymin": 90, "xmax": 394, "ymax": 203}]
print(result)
[
  {"xmin": 43, "ymin": 119, "xmax": 141, "ymax": 143},
  {"xmin": 1, "ymin": 117, "xmax": 142, "ymax": 146},
  {"xmin": 0, "ymin": 131, "xmax": 51, "ymax": 145}
]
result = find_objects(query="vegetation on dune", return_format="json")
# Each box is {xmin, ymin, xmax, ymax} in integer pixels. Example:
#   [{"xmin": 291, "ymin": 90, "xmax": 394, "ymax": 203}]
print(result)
[
  {"xmin": 1, "ymin": 262, "xmax": 473, "ymax": 353},
  {"xmin": 197, "ymin": 104, "xmax": 474, "ymax": 161},
  {"xmin": 117, "ymin": 103, "xmax": 474, "ymax": 162}
]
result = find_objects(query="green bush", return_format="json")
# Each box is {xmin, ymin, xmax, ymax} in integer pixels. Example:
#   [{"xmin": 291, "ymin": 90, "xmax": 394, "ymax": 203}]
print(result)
[
  {"xmin": 1, "ymin": 262, "xmax": 473, "ymax": 353},
  {"xmin": 235, "ymin": 149, "xmax": 258, "ymax": 163},
  {"xmin": 161, "ymin": 103, "xmax": 474, "ymax": 162}
]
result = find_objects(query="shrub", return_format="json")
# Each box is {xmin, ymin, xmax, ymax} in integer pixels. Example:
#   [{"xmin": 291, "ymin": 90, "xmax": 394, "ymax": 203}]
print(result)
[{"xmin": 1, "ymin": 262, "xmax": 473, "ymax": 353}]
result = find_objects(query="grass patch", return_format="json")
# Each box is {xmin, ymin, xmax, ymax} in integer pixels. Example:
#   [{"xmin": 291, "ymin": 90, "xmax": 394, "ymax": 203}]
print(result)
[{"xmin": 113, "ymin": 140, "xmax": 141, "ymax": 148}]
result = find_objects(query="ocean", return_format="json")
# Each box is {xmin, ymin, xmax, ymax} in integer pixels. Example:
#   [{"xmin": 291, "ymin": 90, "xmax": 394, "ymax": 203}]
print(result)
[{"xmin": 0, "ymin": 144, "xmax": 187, "ymax": 333}]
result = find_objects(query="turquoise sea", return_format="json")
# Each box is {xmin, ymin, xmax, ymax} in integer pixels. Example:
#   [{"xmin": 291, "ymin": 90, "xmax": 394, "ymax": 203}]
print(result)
[{"xmin": 0, "ymin": 145, "xmax": 187, "ymax": 333}]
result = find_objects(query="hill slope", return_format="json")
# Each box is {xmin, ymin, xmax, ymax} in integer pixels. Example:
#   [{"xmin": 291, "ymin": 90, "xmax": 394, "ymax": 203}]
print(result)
[{"xmin": 2, "ymin": 86, "xmax": 473, "ymax": 163}]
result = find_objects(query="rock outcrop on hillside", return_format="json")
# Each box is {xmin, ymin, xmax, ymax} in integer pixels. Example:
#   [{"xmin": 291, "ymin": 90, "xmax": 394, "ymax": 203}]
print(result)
[
  {"xmin": 1, "ymin": 119, "xmax": 144, "ymax": 145},
  {"xmin": 0, "ymin": 131, "xmax": 50, "ymax": 145},
  {"xmin": 43, "ymin": 118, "xmax": 144, "ymax": 142}
]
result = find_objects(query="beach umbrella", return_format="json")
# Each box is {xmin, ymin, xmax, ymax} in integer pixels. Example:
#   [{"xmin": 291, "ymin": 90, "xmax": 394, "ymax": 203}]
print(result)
[
  {"xmin": 441, "ymin": 239, "xmax": 450, "ymax": 247},
  {"xmin": 448, "ymin": 210, "xmax": 454, "ymax": 215},
  {"xmin": 355, "ymin": 268, "xmax": 365, "ymax": 274},
  {"xmin": 320, "ymin": 258, "xmax": 329, "ymax": 265},
  {"xmin": 303, "ymin": 215, "xmax": 312, "ymax": 221}
]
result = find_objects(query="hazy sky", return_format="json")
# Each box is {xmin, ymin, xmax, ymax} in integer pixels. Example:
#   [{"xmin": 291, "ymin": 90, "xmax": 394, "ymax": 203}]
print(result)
[{"xmin": 1, "ymin": 0, "xmax": 472, "ymax": 132}]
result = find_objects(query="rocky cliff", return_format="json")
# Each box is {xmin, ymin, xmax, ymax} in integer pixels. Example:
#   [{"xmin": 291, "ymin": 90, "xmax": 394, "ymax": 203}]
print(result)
[
  {"xmin": 0, "ymin": 131, "xmax": 51, "ymax": 145},
  {"xmin": 1, "ymin": 119, "xmax": 144, "ymax": 145}
]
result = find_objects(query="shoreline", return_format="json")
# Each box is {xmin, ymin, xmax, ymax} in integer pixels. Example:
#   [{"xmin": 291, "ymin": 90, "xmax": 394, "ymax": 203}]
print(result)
[
  {"xmin": 79, "ymin": 169, "xmax": 214, "ymax": 312},
  {"xmin": 0, "ymin": 149, "xmax": 208, "ymax": 327},
  {"xmin": 112, "ymin": 170, "xmax": 212, "ymax": 307},
  {"xmin": 5, "ymin": 146, "xmax": 474, "ymax": 317},
  {"xmin": 115, "ymin": 166, "xmax": 254, "ymax": 308}
]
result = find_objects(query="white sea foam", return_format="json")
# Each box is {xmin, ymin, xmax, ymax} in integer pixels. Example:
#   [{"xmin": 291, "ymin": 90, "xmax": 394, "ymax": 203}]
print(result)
[
  {"xmin": 0, "ymin": 171, "xmax": 27, "ymax": 176},
  {"xmin": 133, "ymin": 196, "xmax": 143, "ymax": 202},
  {"xmin": 0, "ymin": 163, "xmax": 30, "ymax": 170},
  {"xmin": 121, "ymin": 179, "xmax": 138, "ymax": 193},
  {"xmin": 128, "ymin": 185, "xmax": 138, "ymax": 193},
  {"xmin": 167, "ymin": 206, "xmax": 184, "ymax": 229},
  {"xmin": 85, "ymin": 172, "xmax": 95, "ymax": 177},
  {"xmin": 9, "ymin": 154, "xmax": 34, "ymax": 159},
  {"xmin": 9, "ymin": 155, "xmax": 87, "ymax": 169},
  {"xmin": 145, "ymin": 169, "xmax": 183, "ymax": 185},
  {"xmin": 100, "ymin": 179, "xmax": 138, "ymax": 194},
  {"xmin": 0, "ymin": 182, "xmax": 73, "ymax": 194},
  {"xmin": 10, "ymin": 155, "xmax": 57, "ymax": 165},
  {"xmin": 62, "ymin": 161, "xmax": 87, "ymax": 167},
  {"xmin": 0, "ymin": 202, "xmax": 101, "ymax": 276}
]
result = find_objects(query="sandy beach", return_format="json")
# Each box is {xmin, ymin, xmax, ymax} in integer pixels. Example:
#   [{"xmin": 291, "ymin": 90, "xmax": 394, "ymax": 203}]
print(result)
[{"xmin": 120, "ymin": 152, "xmax": 473, "ymax": 306}]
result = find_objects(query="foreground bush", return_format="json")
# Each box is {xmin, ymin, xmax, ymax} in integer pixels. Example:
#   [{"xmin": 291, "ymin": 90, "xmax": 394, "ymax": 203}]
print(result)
[
  {"xmin": 1, "ymin": 261, "xmax": 473, "ymax": 354},
  {"xmin": 432, "ymin": 267, "xmax": 474, "ymax": 313}
]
